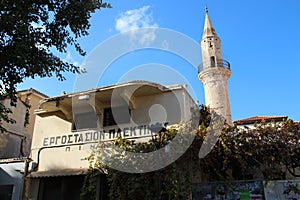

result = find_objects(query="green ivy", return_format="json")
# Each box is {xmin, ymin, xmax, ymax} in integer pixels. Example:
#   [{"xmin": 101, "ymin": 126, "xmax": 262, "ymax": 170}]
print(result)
[{"xmin": 81, "ymin": 105, "xmax": 300, "ymax": 199}]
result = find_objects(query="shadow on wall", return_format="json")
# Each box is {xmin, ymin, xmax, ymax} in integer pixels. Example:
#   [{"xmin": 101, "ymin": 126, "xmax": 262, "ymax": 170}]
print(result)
[{"xmin": 0, "ymin": 133, "xmax": 22, "ymax": 159}]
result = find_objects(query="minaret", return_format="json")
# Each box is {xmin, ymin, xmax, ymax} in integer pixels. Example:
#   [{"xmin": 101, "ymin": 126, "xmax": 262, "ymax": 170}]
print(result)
[{"xmin": 198, "ymin": 8, "xmax": 232, "ymax": 125}]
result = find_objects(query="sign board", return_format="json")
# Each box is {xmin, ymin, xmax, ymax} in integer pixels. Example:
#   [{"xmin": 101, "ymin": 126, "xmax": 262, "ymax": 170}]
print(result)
[{"xmin": 42, "ymin": 122, "xmax": 167, "ymax": 147}]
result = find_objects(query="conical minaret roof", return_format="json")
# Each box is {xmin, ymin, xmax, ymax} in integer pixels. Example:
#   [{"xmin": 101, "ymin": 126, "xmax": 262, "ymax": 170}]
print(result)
[{"xmin": 202, "ymin": 7, "xmax": 218, "ymax": 39}]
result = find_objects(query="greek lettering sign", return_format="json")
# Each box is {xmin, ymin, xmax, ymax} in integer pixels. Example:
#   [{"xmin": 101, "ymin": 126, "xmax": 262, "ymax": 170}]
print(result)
[{"xmin": 42, "ymin": 122, "xmax": 166, "ymax": 147}]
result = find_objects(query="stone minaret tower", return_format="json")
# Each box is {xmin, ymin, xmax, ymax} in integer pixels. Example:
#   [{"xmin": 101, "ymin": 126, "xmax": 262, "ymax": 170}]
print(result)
[{"xmin": 198, "ymin": 8, "xmax": 232, "ymax": 125}]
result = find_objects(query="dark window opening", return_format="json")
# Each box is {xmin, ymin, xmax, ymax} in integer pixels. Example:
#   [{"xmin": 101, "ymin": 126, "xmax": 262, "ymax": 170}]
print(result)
[
  {"xmin": 74, "ymin": 111, "xmax": 98, "ymax": 130},
  {"xmin": 38, "ymin": 176, "xmax": 84, "ymax": 200},
  {"xmin": 0, "ymin": 185, "xmax": 13, "ymax": 200},
  {"xmin": 103, "ymin": 106, "xmax": 131, "ymax": 127},
  {"xmin": 210, "ymin": 56, "xmax": 216, "ymax": 67}
]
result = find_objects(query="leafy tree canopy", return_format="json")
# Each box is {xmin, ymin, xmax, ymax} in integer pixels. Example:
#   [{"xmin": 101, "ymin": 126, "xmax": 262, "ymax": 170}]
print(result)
[{"xmin": 0, "ymin": 0, "xmax": 111, "ymax": 130}]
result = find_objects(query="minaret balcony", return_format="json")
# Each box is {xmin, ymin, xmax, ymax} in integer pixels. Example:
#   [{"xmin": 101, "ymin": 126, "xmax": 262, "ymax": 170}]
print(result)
[{"xmin": 198, "ymin": 59, "xmax": 231, "ymax": 73}]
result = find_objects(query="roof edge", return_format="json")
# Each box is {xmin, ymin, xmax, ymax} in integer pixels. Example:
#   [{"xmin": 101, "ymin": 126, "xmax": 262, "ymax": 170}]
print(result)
[
  {"xmin": 39, "ymin": 80, "xmax": 186, "ymax": 104},
  {"xmin": 234, "ymin": 116, "xmax": 288, "ymax": 125}
]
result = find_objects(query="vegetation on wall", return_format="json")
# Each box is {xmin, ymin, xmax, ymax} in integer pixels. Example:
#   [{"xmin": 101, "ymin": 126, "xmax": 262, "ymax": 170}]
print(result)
[
  {"xmin": 201, "ymin": 119, "xmax": 300, "ymax": 180},
  {"xmin": 82, "ymin": 105, "xmax": 300, "ymax": 199}
]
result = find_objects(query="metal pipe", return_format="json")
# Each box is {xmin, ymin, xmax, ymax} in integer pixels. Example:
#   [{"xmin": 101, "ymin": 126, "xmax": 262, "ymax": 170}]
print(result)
[
  {"xmin": 20, "ymin": 158, "xmax": 31, "ymax": 200},
  {"xmin": 33, "ymin": 141, "xmax": 98, "ymax": 171}
]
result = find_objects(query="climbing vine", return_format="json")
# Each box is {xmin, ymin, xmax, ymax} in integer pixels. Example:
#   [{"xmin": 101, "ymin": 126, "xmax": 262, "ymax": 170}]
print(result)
[{"xmin": 81, "ymin": 106, "xmax": 300, "ymax": 199}]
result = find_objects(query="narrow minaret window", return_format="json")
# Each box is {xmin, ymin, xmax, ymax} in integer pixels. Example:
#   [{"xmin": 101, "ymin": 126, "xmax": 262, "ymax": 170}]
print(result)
[
  {"xmin": 210, "ymin": 56, "xmax": 215, "ymax": 67},
  {"xmin": 198, "ymin": 7, "xmax": 232, "ymax": 125}
]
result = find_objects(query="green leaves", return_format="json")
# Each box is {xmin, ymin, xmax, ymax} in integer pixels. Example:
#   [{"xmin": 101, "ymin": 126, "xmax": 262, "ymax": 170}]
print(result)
[
  {"xmin": 0, "ymin": 0, "xmax": 111, "ymax": 130},
  {"xmin": 201, "ymin": 119, "xmax": 300, "ymax": 180},
  {"xmin": 82, "ymin": 106, "xmax": 300, "ymax": 198}
]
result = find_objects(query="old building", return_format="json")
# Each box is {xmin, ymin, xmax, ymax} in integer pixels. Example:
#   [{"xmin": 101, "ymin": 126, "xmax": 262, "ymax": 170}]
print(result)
[
  {"xmin": 234, "ymin": 115, "xmax": 288, "ymax": 127},
  {"xmin": 0, "ymin": 158, "xmax": 29, "ymax": 200},
  {"xmin": 18, "ymin": 7, "xmax": 300, "ymax": 200},
  {"xmin": 26, "ymin": 81, "xmax": 197, "ymax": 199},
  {"xmin": 0, "ymin": 89, "xmax": 48, "ymax": 200},
  {"xmin": 0, "ymin": 89, "xmax": 48, "ymax": 158},
  {"xmin": 23, "ymin": 8, "xmax": 238, "ymax": 200}
]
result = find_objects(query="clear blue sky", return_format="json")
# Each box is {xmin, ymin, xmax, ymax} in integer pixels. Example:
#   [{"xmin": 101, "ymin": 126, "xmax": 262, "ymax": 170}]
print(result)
[{"xmin": 18, "ymin": 0, "xmax": 300, "ymax": 121}]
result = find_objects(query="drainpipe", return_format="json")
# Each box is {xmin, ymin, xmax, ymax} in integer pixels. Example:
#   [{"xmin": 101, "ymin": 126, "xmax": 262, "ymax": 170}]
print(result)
[{"xmin": 20, "ymin": 158, "xmax": 31, "ymax": 200}]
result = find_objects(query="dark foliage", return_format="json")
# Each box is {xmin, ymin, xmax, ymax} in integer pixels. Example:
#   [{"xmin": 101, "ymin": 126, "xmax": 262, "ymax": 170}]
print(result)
[{"xmin": 0, "ymin": 0, "xmax": 111, "ymax": 130}]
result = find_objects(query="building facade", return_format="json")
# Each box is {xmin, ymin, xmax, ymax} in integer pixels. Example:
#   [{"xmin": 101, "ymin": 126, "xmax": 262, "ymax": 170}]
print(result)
[
  {"xmin": 0, "ymin": 89, "xmax": 48, "ymax": 158},
  {"xmin": 26, "ymin": 81, "xmax": 197, "ymax": 199},
  {"xmin": 0, "ymin": 158, "xmax": 29, "ymax": 200},
  {"xmin": 0, "ymin": 89, "xmax": 48, "ymax": 200}
]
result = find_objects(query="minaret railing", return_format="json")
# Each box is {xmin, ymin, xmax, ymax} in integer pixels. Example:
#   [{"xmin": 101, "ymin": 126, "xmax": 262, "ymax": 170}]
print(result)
[{"xmin": 198, "ymin": 59, "xmax": 231, "ymax": 73}]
